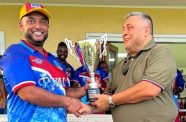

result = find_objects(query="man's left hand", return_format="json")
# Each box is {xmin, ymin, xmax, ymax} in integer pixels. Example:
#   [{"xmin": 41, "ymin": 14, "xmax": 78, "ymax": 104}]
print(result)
[{"xmin": 91, "ymin": 94, "xmax": 109, "ymax": 111}]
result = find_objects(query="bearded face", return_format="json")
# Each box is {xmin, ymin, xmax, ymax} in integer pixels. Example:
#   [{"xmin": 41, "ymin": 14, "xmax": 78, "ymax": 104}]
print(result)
[
  {"xmin": 19, "ymin": 12, "xmax": 49, "ymax": 47},
  {"xmin": 57, "ymin": 46, "xmax": 68, "ymax": 61}
]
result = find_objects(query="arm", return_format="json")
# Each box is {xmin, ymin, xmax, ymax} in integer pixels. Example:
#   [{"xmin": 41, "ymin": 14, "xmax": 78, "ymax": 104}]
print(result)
[
  {"xmin": 92, "ymin": 80, "xmax": 161, "ymax": 112},
  {"xmin": 0, "ymin": 79, "xmax": 7, "ymax": 108},
  {"xmin": 110, "ymin": 45, "xmax": 173, "ymax": 105},
  {"xmin": 66, "ymin": 86, "xmax": 86, "ymax": 98},
  {"xmin": 112, "ymin": 80, "xmax": 161, "ymax": 105},
  {"xmin": 17, "ymin": 85, "xmax": 82, "ymax": 116},
  {"xmin": 93, "ymin": 45, "xmax": 174, "ymax": 111}
]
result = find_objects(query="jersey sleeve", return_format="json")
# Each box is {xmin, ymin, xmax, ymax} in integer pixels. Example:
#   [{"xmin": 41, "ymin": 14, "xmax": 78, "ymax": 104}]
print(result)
[{"xmin": 2, "ymin": 46, "xmax": 36, "ymax": 93}]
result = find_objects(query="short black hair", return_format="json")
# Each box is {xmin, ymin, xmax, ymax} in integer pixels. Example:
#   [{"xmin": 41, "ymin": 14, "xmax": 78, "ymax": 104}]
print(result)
[{"xmin": 58, "ymin": 42, "xmax": 67, "ymax": 48}]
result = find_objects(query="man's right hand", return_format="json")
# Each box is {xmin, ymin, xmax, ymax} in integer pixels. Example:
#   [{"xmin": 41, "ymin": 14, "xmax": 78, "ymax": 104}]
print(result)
[
  {"xmin": 66, "ymin": 98, "xmax": 82, "ymax": 117},
  {"xmin": 79, "ymin": 103, "xmax": 93, "ymax": 115}
]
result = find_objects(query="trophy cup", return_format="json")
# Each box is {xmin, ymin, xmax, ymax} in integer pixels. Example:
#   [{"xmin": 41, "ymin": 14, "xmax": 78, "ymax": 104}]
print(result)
[{"xmin": 65, "ymin": 33, "xmax": 107, "ymax": 102}]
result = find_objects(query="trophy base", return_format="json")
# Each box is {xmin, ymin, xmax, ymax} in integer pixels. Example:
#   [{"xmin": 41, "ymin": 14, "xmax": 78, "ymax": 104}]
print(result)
[{"xmin": 86, "ymin": 88, "xmax": 101, "ymax": 102}]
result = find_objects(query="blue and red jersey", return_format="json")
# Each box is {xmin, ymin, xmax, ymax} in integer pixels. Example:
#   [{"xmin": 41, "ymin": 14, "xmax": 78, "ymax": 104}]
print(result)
[
  {"xmin": 59, "ymin": 61, "xmax": 75, "ymax": 86},
  {"xmin": 0, "ymin": 40, "xmax": 69, "ymax": 122}
]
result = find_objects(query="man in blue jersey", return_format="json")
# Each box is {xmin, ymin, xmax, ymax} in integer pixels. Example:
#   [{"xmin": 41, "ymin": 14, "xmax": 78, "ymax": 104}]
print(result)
[
  {"xmin": 56, "ymin": 42, "xmax": 76, "ymax": 87},
  {"xmin": 0, "ymin": 3, "xmax": 89, "ymax": 122}
]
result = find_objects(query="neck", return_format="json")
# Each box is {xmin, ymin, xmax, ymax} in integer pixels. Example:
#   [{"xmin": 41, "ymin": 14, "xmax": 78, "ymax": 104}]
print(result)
[
  {"xmin": 34, "ymin": 46, "xmax": 44, "ymax": 55},
  {"xmin": 141, "ymin": 35, "xmax": 152, "ymax": 48},
  {"xmin": 127, "ymin": 36, "xmax": 152, "ymax": 56},
  {"xmin": 60, "ymin": 59, "xmax": 66, "ymax": 64},
  {"xmin": 128, "ymin": 50, "xmax": 140, "ymax": 57},
  {"xmin": 26, "ymin": 40, "xmax": 44, "ymax": 54}
]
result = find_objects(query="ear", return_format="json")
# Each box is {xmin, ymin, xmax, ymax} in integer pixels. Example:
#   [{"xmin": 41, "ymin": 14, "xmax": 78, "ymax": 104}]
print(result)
[
  {"xmin": 19, "ymin": 20, "xmax": 23, "ymax": 32},
  {"xmin": 144, "ymin": 26, "xmax": 151, "ymax": 35}
]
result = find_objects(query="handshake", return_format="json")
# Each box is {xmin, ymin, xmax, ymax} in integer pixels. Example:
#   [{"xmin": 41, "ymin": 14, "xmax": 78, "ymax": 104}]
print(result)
[{"xmin": 67, "ymin": 93, "xmax": 112, "ymax": 117}]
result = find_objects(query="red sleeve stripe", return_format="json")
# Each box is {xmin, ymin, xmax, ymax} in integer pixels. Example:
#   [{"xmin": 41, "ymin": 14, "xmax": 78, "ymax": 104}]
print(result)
[
  {"xmin": 142, "ymin": 79, "xmax": 164, "ymax": 90},
  {"xmin": 12, "ymin": 81, "xmax": 36, "ymax": 93}
]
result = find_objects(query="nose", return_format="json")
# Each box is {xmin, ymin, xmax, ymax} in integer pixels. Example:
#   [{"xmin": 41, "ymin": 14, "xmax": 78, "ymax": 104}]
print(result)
[
  {"xmin": 34, "ymin": 20, "xmax": 46, "ymax": 29},
  {"xmin": 123, "ymin": 27, "xmax": 128, "ymax": 35},
  {"xmin": 34, "ymin": 22, "xmax": 42, "ymax": 29},
  {"xmin": 122, "ymin": 30, "xmax": 127, "ymax": 40}
]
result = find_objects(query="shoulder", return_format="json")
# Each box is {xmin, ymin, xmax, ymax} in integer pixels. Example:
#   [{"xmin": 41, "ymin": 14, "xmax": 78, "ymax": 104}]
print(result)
[
  {"xmin": 2, "ymin": 44, "xmax": 31, "ymax": 63},
  {"xmin": 7, "ymin": 43, "xmax": 28, "ymax": 51},
  {"xmin": 144, "ymin": 44, "xmax": 175, "ymax": 64},
  {"xmin": 48, "ymin": 53, "xmax": 62, "ymax": 64},
  {"xmin": 5, "ymin": 44, "xmax": 21, "ymax": 53},
  {"xmin": 4, "ymin": 44, "xmax": 30, "ymax": 57},
  {"xmin": 48, "ymin": 52, "xmax": 57, "ymax": 59},
  {"xmin": 151, "ymin": 44, "xmax": 173, "ymax": 56},
  {"xmin": 76, "ymin": 66, "xmax": 83, "ymax": 71}
]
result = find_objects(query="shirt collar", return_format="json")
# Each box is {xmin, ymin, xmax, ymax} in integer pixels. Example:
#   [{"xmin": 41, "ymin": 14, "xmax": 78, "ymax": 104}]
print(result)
[
  {"xmin": 19, "ymin": 40, "xmax": 48, "ymax": 57},
  {"xmin": 141, "ymin": 39, "xmax": 156, "ymax": 51},
  {"xmin": 127, "ymin": 39, "xmax": 156, "ymax": 59}
]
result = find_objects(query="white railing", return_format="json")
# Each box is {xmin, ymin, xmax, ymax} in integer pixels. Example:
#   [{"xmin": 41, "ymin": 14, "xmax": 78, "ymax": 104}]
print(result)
[
  {"xmin": 86, "ymin": 33, "xmax": 186, "ymax": 43},
  {"xmin": 0, "ymin": 114, "xmax": 113, "ymax": 122}
]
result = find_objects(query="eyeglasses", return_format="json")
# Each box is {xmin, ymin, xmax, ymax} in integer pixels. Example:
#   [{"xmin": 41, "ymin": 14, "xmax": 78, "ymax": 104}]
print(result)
[{"xmin": 122, "ymin": 56, "xmax": 131, "ymax": 75}]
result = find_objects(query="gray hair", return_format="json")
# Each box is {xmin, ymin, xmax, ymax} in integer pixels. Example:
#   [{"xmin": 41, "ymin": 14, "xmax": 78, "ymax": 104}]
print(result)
[{"xmin": 125, "ymin": 12, "xmax": 153, "ymax": 35}]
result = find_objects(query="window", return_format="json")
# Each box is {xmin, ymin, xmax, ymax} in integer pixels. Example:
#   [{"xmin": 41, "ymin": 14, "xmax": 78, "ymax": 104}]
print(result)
[
  {"xmin": 0, "ymin": 31, "xmax": 5, "ymax": 55},
  {"xmin": 86, "ymin": 33, "xmax": 186, "ymax": 72}
]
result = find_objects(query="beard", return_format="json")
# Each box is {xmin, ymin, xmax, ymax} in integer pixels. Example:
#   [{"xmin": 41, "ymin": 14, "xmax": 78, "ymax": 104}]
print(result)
[
  {"xmin": 25, "ymin": 32, "xmax": 48, "ymax": 47},
  {"xmin": 58, "ymin": 55, "xmax": 67, "ymax": 61}
]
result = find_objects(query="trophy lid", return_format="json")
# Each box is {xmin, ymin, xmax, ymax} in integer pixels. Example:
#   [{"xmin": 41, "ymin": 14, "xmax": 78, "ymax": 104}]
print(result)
[{"xmin": 75, "ymin": 39, "xmax": 100, "ymax": 73}]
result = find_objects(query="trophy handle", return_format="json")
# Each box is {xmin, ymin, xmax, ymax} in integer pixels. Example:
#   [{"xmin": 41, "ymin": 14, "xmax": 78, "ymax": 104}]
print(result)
[
  {"xmin": 99, "ymin": 33, "xmax": 108, "ymax": 58},
  {"xmin": 64, "ymin": 38, "xmax": 79, "ymax": 61}
]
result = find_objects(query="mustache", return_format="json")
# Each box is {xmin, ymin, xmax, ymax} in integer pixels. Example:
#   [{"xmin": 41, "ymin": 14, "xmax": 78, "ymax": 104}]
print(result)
[{"xmin": 26, "ymin": 33, "xmax": 48, "ymax": 47}]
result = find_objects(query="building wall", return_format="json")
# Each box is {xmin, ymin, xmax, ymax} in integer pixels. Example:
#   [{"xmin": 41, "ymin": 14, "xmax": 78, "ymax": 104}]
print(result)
[{"xmin": 0, "ymin": 5, "xmax": 186, "ymax": 68}]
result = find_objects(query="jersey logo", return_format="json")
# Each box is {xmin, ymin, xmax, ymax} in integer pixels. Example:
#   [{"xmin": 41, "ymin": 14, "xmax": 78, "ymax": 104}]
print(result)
[{"xmin": 32, "ymin": 58, "xmax": 43, "ymax": 64}]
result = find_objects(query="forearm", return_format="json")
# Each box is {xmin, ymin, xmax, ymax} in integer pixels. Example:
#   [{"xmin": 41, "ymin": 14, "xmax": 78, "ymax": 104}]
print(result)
[
  {"xmin": 0, "ymin": 80, "xmax": 7, "ymax": 98},
  {"xmin": 112, "ymin": 81, "xmax": 161, "ymax": 105},
  {"xmin": 17, "ymin": 85, "xmax": 70, "ymax": 108},
  {"xmin": 66, "ymin": 87, "xmax": 86, "ymax": 98}
]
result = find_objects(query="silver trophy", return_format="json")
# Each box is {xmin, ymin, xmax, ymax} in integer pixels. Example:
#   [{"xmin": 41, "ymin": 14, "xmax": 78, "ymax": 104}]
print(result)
[{"xmin": 65, "ymin": 33, "xmax": 107, "ymax": 102}]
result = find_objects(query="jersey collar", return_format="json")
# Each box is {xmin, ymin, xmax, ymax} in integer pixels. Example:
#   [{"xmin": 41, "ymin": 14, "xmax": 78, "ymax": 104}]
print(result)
[{"xmin": 19, "ymin": 40, "xmax": 48, "ymax": 57}]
